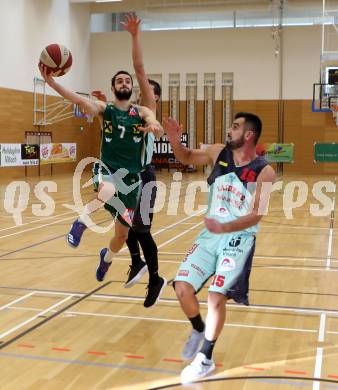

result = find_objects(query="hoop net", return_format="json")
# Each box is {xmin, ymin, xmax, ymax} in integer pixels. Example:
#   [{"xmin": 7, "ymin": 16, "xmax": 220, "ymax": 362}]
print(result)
[{"xmin": 73, "ymin": 103, "xmax": 94, "ymax": 123}]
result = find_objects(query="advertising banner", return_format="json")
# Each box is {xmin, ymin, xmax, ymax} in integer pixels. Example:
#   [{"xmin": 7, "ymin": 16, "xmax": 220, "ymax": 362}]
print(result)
[
  {"xmin": 256, "ymin": 143, "xmax": 294, "ymax": 163},
  {"xmin": 0, "ymin": 144, "xmax": 39, "ymax": 167},
  {"xmin": 153, "ymin": 134, "xmax": 188, "ymax": 169},
  {"xmin": 21, "ymin": 144, "xmax": 40, "ymax": 165},
  {"xmin": 40, "ymin": 143, "xmax": 77, "ymax": 165},
  {"xmin": 314, "ymin": 143, "xmax": 338, "ymax": 162}
]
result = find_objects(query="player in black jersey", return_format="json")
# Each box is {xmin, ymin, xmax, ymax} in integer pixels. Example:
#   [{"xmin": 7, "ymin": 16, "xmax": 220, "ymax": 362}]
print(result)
[
  {"xmin": 122, "ymin": 14, "xmax": 167, "ymax": 308},
  {"xmin": 164, "ymin": 113, "xmax": 276, "ymax": 383}
]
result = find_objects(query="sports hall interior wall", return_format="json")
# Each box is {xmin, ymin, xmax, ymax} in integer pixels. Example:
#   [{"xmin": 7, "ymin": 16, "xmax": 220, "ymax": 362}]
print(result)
[
  {"xmin": 91, "ymin": 24, "xmax": 337, "ymax": 175},
  {"xmin": 1, "ymin": 88, "xmax": 336, "ymax": 176},
  {"xmin": 0, "ymin": 87, "xmax": 100, "ymax": 178}
]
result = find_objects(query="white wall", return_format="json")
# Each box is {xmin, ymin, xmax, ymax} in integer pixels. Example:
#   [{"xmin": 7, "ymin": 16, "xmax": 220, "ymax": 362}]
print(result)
[
  {"xmin": 0, "ymin": 0, "xmax": 91, "ymax": 94},
  {"xmin": 0, "ymin": 2, "xmax": 323, "ymax": 101},
  {"xmin": 91, "ymin": 25, "xmax": 322, "ymax": 100},
  {"xmin": 283, "ymin": 26, "xmax": 321, "ymax": 99}
]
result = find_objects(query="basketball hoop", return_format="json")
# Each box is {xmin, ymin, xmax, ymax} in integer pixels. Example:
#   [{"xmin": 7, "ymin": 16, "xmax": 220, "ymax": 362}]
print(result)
[
  {"xmin": 73, "ymin": 103, "xmax": 93, "ymax": 123},
  {"xmin": 73, "ymin": 92, "xmax": 94, "ymax": 124}
]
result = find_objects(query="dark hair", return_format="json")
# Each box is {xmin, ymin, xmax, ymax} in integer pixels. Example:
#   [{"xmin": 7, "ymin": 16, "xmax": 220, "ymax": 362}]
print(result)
[
  {"xmin": 111, "ymin": 70, "xmax": 133, "ymax": 87},
  {"xmin": 148, "ymin": 79, "xmax": 161, "ymax": 99},
  {"xmin": 234, "ymin": 112, "xmax": 262, "ymax": 144}
]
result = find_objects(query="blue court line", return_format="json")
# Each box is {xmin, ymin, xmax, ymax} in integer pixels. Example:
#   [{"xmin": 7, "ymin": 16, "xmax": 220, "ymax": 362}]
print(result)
[
  {"xmin": 0, "ymin": 218, "xmax": 112, "ymax": 259},
  {"xmin": 0, "ymin": 351, "xmax": 179, "ymax": 375},
  {"xmin": 1, "ymin": 353, "xmax": 338, "ymax": 389},
  {"xmin": 0, "ymin": 233, "xmax": 67, "ymax": 258}
]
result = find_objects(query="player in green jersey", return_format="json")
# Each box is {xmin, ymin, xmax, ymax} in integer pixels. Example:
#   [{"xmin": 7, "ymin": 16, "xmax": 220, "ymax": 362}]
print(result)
[
  {"xmin": 122, "ymin": 14, "xmax": 167, "ymax": 308},
  {"xmin": 39, "ymin": 64, "xmax": 163, "ymax": 283},
  {"xmin": 164, "ymin": 113, "xmax": 275, "ymax": 384}
]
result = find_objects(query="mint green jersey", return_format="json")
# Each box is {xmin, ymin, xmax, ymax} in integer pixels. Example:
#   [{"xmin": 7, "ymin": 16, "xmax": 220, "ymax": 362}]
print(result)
[
  {"xmin": 101, "ymin": 104, "xmax": 148, "ymax": 174},
  {"xmin": 207, "ymin": 146, "xmax": 268, "ymax": 235}
]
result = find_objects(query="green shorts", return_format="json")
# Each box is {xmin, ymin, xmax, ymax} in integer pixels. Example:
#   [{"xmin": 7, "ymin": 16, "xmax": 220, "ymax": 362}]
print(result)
[
  {"xmin": 175, "ymin": 229, "xmax": 255, "ymax": 304},
  {"xmin": 92, "ymin": 163, "xmax": 141, "ymax": 227}
]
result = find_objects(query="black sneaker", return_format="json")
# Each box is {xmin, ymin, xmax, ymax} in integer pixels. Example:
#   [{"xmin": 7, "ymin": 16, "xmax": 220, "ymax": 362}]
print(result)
[
  {"xmin": 144, "ymin": 277, "xmax": 167, "ymax": 308},
  {"xmin": 124, "ymin": 261, "xmax": 148, "ymax": 288}
]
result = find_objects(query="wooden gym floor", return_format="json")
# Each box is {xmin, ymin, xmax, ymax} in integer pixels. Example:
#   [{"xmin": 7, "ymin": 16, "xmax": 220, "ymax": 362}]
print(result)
[{"xmin": 0, "ymin": 171, "xmax": 337, "ymax": 390}]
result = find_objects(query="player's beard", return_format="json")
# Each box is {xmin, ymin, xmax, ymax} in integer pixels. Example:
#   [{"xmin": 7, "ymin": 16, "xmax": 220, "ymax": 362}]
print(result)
[
  {"xmin": 227, "ymin": 135, "xmax": 245, "ymax": 150},
  {"xmin": 115, "ymin": 88, "xmax": 133, "ymax": 101}
]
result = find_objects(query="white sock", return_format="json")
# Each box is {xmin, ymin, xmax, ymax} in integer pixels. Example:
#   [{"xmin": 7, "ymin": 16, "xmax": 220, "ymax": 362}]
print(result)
[
  {"xmin": 78, "ymin": 199, "xmax": 104, "ymax": 225},
  {"xmin": 104, "ymin": 248, "xmax": 115, "ymax": 263}
]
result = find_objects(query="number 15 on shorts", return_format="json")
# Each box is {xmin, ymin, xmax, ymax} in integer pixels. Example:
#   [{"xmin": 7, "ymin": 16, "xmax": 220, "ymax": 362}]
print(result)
[{"xmin": 211, "ymin": 275, "xmax": 225, "ymax": 287}]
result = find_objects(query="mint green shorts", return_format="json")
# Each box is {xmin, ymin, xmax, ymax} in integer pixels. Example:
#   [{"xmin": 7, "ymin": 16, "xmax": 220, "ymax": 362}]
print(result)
[{"xmin": 175, "ymin": 229, "xmax": 255, "ymax": 304}]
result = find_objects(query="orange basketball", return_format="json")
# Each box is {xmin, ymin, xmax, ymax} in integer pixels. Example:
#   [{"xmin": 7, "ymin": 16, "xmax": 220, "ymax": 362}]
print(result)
[{"xmin": 39, "ymin": 44, "xmax": 72, "ymax": 77}]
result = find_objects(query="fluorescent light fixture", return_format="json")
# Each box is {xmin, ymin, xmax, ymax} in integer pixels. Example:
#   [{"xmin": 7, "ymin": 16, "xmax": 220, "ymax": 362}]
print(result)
[{"xmin": 95, "ymin": 0, "xmax": 122, "ymax": 3}]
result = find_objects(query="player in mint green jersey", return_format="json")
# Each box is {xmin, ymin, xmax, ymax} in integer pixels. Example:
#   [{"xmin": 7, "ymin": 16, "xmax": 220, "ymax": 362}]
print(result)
[
  {"xmin": 39, "ymin": 65, "xmax": 162, "ymax": 282},
  {"xmin": 164, "ymin": 113, "xmax": 275, "ymax": 384}
]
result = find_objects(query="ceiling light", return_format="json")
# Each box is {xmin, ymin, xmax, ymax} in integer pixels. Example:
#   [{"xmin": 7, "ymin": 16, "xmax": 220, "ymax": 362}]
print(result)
[{"xmin": 95, "ymin": 0, "xmax": 122, "ymax": 3}]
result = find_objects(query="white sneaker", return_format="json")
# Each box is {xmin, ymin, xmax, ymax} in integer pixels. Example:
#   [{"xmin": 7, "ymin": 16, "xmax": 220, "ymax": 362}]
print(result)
[
  {"xmin": 182, "ymin": 329, "xmax": 204, "ymax": 360},
  {"xmin": 180, "ymin": 352, "xmax": 215, "ymax": 384}
]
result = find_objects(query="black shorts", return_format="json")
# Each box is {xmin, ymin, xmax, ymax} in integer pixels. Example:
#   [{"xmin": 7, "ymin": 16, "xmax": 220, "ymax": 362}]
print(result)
[{"xmin": 132, "ymin": 165, "xmax": 157, "ymax": 233}]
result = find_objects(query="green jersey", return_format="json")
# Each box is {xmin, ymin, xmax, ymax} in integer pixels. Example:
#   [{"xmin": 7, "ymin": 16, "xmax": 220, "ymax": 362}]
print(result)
[{"xmin": 100, "ymin": 104, "xmax": 148, "ymax": 174}]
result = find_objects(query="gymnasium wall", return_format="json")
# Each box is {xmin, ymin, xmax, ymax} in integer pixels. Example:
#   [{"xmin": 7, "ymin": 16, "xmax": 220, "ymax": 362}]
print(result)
[
  {"xmin": 0, "ymin": 87, "xmax": 100, "ymax": 178},
  {"xmin": 0, "ymin": 3, "xmax": 337, "ymax": 177},
  {"xmin": 91, "ymin": 24, "xmax": 338, "ymax": 175},
  {"xmin": 0, "ymin": 0, "xmax": 98, "ymax": 178},
  {"xmin": 90, "ymin": 26, "xmax": 321, "ymax": 100},
  {"xmin": 0, "ymin": 0, "xmax": 91, "ymax": 94}
]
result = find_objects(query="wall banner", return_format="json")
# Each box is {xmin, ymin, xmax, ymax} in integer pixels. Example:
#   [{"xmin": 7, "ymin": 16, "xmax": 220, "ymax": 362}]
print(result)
[
  {"xmin": 314, "ymin": 143, "xmax": 338, "ymax": 162},
  {"xmin": 153, "ymin": 134, "xmax": 188, "ymax": 168},
  {"xmin": 0, "ymin": 144, "xmax": 39, "ymax": 167},
  {"xmin": 256, "ymin": 143, "xmax": 294, "ymax": 163},
  {"xmin": 40, "ymin": 143, "xmax": 77, "ymax": 165}
]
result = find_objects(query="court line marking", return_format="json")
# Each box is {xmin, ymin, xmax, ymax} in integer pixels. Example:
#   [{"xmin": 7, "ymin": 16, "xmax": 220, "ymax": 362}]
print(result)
[
  {"xmin": 148, "ymin": 375, "xmax": 338, "ymax": 390},
  {"xmin": 0, "ymin": 352, "xmax": 179, "ymax": 375},
  {"xmin": 0, "ymin": 215, "xmax": 80, "ymax": 240},
  {"xmin": 157, "ymin": 252, "xmax": 338, "ymax": 262},
  {"xmin": 2, "ymin": 252, "xmax": 338, "ymax": 264},
  {"xmin": 0, "ymin": 210, "xmax": 76, "ymax": 233},
  {"xmin": 4, "ymin": 287, "xmax": 338, "ymax": 316},
  {"xmin": 326, "ymin": 180, "xmax": 336, "ymax": 270},
  {"xmin": 0, "ymin": 281, "xmax": 112, "ymax": 350},
  {"xmin": 0, "ymin": 296, "xmax": 73, "ymax": 339},
  {"xmin": 157, "ymin": 221, "xmax": 204, "ymax": 249},
  {"xmin": 0, "ymin": 208, "xmax": 206, "ymax": 258},
  {"xmin": 7, "ymin": 305, "xmax": 318, "ymax": 334},
  {"xmin": 0, "ymin": 292, "xmax": 35, "ymax": 311},
  {"xmin": 113, "ymin": 256, "xmax": 338, "ymax": 273},
  {"xmin": 260, "ymin": 224, "xmax": 331, "ymax": 231},
  {"xmin": 312, "ymin": 177, "xmax": 337, "ymax": 390},
  {"xmin": 252, "ymin": 266, "xmax": 338, "ymax": 272},
  {"xmin": 0, "ymin": 177, "xmax": 195, "ymax": 231},
  {"xmin": 1, "ymin": 284, "xmax": 338, "ymax": 317},
  {"xmin": 119, "ymin": 208, "xmax": 206, "ymax": 253},
  {"xmin": 313, "ymin": 313, "xmax": 327, "ymax": 390}
]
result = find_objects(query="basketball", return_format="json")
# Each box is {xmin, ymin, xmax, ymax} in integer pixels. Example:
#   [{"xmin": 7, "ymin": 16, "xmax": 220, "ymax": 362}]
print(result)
[{"xmin": 39, "ymin": 44, "xmax": 72, "ymax": 76}]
